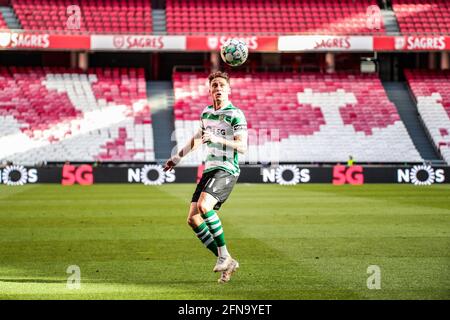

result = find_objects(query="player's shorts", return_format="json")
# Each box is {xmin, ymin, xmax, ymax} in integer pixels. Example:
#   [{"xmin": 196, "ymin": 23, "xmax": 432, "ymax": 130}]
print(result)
[{"xmin": 191, "ymin": 169, "xmax": 238, "ymax": 210}]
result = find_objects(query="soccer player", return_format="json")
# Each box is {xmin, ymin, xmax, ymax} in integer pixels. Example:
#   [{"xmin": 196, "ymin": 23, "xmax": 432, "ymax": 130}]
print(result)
[{"xmin": 164, "ymin": 71, "xmax": 247, "ymax": 283}]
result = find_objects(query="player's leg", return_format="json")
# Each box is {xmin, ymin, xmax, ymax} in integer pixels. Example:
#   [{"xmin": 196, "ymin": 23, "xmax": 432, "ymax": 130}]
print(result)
[
  {"xmin": 186, "ymin": 202, "xmax": 218, "ymax": 256},
  {"xmin": 197, "ymin": 192, "xmax": 233, "ymax": 272}
]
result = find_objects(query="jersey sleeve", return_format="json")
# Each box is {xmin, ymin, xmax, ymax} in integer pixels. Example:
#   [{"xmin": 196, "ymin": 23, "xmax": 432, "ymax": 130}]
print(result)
[
  {"xmin": 199, "ymin": 112, "xmax": 205, "ymax": 131},
  {"xmin": 231, "ymin": 110, "xmax": 247, "ymax": 137}
]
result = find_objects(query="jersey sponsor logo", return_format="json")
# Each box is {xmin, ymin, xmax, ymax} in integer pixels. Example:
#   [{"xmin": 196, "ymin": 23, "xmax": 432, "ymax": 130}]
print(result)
[
  {"xmin": 397, "ymin": 165, "xmax": 445, "ymax": 185},
  {"xmin": 262, "ymin": 165, "xmax": 310, "ymax": 185},
  {"xmin": 128, "ymin": 164, "xmax": 175, "ymax": 185},
  {"xmin": 0, "ymin": 165, "xmax": 38, "ymax": 186},
  {"xmin": 205, "ymin": 126, "xmax": 227, "ymax": 136}
]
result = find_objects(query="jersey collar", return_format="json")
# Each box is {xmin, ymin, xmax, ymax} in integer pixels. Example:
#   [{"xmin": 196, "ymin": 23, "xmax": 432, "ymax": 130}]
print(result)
[{"xmin": 208, "ymin": 103, "xmax": 234, "ymax": 112}]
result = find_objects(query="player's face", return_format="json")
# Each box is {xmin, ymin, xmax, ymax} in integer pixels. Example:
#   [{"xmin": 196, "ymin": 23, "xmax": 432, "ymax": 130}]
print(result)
[{"xmin": 209, "ymin": 78, "xmax": 230, "ymax": 103}]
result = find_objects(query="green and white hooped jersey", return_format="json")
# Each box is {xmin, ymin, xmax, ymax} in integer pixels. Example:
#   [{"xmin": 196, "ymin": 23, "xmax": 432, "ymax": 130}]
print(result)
[{"xmin": 200, "ymin": 103, "xmax": 247, "ymax": 176}]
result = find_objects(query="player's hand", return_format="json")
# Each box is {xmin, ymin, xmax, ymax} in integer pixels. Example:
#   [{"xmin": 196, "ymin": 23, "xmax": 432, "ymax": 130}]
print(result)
[
  {"xmin": 163, "ymin": 155, "xmax": 180, "ymax": 172},
  {"xmin": 202, "ymin": 131, "xmax": 222, "ymax": 144}
]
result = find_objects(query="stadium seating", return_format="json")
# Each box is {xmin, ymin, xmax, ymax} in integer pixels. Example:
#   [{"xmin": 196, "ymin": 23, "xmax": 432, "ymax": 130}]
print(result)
[
  {"xmin": 405, "ymin": 70, "xmax": 450, "ymax": 164},
  {"xmin": 392, "ymin": 0, "xmax": 450, "ymax": 34},
  {"xmin": 11, "ymin": 0, "xmax": 152, "ymax": 34},
  {"xmin": 173, "ymin": 71, "xmax": 421, "ymax": 163},
  {"xmin": 0, "ymin": 11, "xmax": 8, "ymax": 29},
  {"xmin": 166, "ymin": 0, "xmax": 385, "ymax": 35},
  {"xmin": 0, "ymin": 67, "xmax": 155, "ymax": 164}
]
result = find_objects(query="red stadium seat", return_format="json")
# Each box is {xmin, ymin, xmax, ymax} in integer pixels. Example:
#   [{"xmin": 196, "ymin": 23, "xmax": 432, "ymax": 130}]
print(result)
[
  {"xmin": 166, "ymin": 0, "xmax": 386, "ymax": 35},
  {"xmin": 405, "ymin": 69, "xmax": 450, "ymax": 163},
  {"xmin": 0, "ymin": 67, "xmax": 155, "ymax": 163},
  {"xmin": 392, "ymin": 0, "xmax": 450, "ymax": 34},
  {"xmin": 11, "ymin": 0, "xmax": 152, "ymax": 34},
  {"xmin": 0, "ymin": 11, "xmax": 9, "ymax": 29},
  {"xmin": 172, "ymin": 71, "xmax": 421, "ymax": 163}
]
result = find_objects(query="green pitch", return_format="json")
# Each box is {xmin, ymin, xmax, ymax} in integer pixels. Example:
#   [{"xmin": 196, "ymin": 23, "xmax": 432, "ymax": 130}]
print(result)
[{"xmin": 0, "ymin": 184, "xmax": 449, "ymax": 300}]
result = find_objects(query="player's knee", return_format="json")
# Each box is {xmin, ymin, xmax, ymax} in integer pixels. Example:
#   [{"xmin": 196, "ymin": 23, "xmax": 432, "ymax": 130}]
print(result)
[
  {"xmin": 187, "ymin": 215, "xmax": 201, "ymax": 228},
  {"xmin": 187, "ymin": 212, "xmax": 205, "ymax": 228},
  {"xmin": 197, "ymin": 201, "xmax": 210, "ymax": 215},
  {"xmin": 186, "ymin": 215, "xmax": 197, "ymax": 227}
]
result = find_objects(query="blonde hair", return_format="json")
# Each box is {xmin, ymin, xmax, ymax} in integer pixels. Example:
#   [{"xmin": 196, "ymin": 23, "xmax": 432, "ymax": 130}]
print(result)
[{"xmin": 208, "ymin": 71, "xmax": 230, "ymax": 84}]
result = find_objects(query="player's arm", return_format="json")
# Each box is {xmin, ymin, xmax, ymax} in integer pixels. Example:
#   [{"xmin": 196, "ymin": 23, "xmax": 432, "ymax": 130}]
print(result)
[
  {"xmin": 202, "ymin": 131, "xmax": 247, "ymax": 154},
  {"xmin": 179, "ymin": 128, "xmax": 203, "ymax": 157},
  {"xmin": 230, "ymin": 133, "xmax": 248, "ymax": 154},
  {"xmin": 164, "ymin": 128, "xmax": 202, "ymax": 171}
]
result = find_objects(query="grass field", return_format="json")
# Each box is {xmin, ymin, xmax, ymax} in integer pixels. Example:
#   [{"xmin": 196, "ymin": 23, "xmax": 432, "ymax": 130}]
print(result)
[{"xmin": 0, "ymin": 184, "xmax": 449, "ymax": 300}]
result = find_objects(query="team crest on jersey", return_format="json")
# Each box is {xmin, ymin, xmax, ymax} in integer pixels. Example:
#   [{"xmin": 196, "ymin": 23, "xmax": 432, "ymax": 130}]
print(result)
[{"xmin": 219, "ymin": 114, "xmax": 225, "ymax": 121}]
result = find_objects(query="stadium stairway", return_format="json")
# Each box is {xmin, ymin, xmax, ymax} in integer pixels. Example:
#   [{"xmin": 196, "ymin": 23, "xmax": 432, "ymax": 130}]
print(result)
[
  {"xmin": 152, "ymin": 9, "xmax": 167, "ymax": 35},
  {"xmin": 0, "ymin": 6, "xmax": 21, "ymax": 29},
  {"xmin": 381, "ymin": 9, "xmax": 400, "ymax": 34},
  {"xmin": 383, "ymin": 82, "xmax": 443, "ymax": 163},
  {"xmin": 147, "ymin": 81, "xmax": 176, "ymax": 161}
]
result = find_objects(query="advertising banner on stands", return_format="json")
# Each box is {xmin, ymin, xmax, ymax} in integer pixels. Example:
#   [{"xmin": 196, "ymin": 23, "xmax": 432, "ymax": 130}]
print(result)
[
  {"xmin": 2, "ymin": 32, "xmax": 450, "ymax": 52},
  {"xmin": 186, "ymin": 36, "xmax": 278, "ymax": 52},
  {"xmin": 1, "ymin": 164, "xmax": 449, "ymax": 186},
  {"xmin": 374, "ymin": 36, "xmax": 450, "ymax": 51},
  {"xmin": 0, "ymin": 31, "xmax": 90, "ymax": 50},
  {"xmin": 278, "ymin": 36, "xmax": 374, "ymax": 52},
  {"xmin": 90, "ymin": 35, "xmax": 186, "ymax": 51}
]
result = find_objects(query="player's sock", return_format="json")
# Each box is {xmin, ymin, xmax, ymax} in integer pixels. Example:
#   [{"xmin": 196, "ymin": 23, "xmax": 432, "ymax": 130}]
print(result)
[
  {"xmin": 193, "ymin": 222, "xmax": 218, "ymax": 256},
  {"xmin": 217, "ymin": 245, "xmax": 230, "ymax": 258},
  {"xmin": 202, "ymin": 210, "xmax": 229, "ymax": 257}
]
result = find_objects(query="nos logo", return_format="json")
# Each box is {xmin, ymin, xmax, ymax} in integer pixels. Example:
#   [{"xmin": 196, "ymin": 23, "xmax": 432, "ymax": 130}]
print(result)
[
  {"xmin": 128, "ymin": 165, "xmax": 175, "ymax": 185},
  {"xmin": 262, "ymin": 165, "xmax": 310, "ymax": 185},
  {"xmin": 397, "ymin": 165, "xmax": 445, "ymax": 185},
  {"xmin": 0, "ymin": 165, "xmax": 38, "ymax": 186}
]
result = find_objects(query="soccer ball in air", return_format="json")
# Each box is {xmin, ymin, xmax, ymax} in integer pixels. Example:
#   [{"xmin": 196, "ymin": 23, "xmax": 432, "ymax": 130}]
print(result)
[{"xmin": 220, "ymin": 38, "xmax": 249, "ymax": 67}]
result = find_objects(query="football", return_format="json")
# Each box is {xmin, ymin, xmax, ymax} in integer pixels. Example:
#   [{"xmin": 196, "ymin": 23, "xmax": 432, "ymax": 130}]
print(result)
[{"xmin": 220, "ymin": 38, "xmax": 249, "ymax": 66}]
